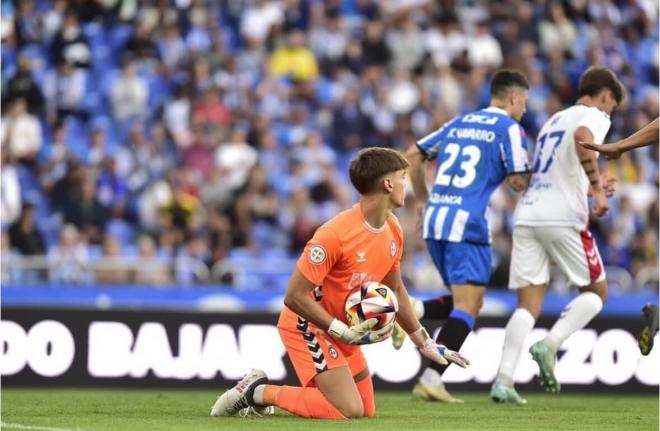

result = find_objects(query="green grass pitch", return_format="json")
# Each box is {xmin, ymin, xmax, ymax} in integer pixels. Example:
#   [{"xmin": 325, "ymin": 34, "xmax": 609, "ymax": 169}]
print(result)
[{"xmin": 1, "ymin": 388, "xmax": 658, "ymax": 431}]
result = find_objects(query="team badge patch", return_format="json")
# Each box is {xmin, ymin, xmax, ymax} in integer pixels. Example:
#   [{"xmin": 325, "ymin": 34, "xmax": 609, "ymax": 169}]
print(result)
[
  {"xmin": 328, "ymin": 346, "xmax": 338, "ymax": 359},
  {"xmin": 390, "ymin": 240, "xmax": 397, "ymax": 257},
  {"xmin": 309, "ymin": 245, "xmax": 327, "ymax": 265}
]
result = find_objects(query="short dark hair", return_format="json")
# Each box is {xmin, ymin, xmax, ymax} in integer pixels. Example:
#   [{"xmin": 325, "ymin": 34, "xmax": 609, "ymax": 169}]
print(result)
[
  {"xmin": 349, "ymin": 147, "xmax": 409, "ymax": 194},
  {"xmin": 578, "ymin": 65, "xmax": 624, "ymax": 105},
  {"xmin": 490, "ymin": 69, "xmax": 529, "ymax": 99}
]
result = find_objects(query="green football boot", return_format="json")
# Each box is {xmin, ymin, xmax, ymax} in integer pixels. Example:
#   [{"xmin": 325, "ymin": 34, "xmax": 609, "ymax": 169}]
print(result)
[
  {"xmin": 529, "ymin": 341, "xmax": 560, "ymax": 393},
  {"xmin": 490, "ymin": 381, "xmax": 527, "ymax": 406}
]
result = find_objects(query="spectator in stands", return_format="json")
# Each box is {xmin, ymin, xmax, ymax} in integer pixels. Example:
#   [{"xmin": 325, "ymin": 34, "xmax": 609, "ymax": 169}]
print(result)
[
  {"xmin": 467, "ymin": 20, "xmax": 503, "ymax": 70},
  {"xmin": 157, "ymin": 24, "xmax": 187, "ymax": 70},
  {"xmin": 62, "ymin": 178, "xmax": 108, "ymax": 245},
  {"xmin": 13, "ymin": 0, "xmax": 40, "ymax": 45},
  {"xmin": 110, "ymin": 60, "xmax": 149, "ymax": 124},
  {"xmin": 95, "ymin": 233, "xmax": 130, "ymax": 284},
  {"xmin": 1, "ymin": 98, "xmax": 42, "ymax": 166},
  {"xmin": 175, "ymin": 232, "xmax": 210, "ymax": 286},
  {"xmin": 4, "ymin": 54, "xmax": 44, "ymax": 115},
  {"xmin": 51, "ymin": 159, "xmax": 85, "ymax": 213},
  {"xmin": 124, "ymin": 20, "xmax": 160, "ymax": 71},
  {"xmin": 240, "ymin": 0, "xmax": 284, "ymax": 46},
  {"xmin": 362, "ymin": 19, "xmax": 391, "ymax": 67},
  {"xmin": 214, "ymin": 127, "xmax": 258, "ymax": 191},
  {"xmin": 1, "ymin": 231, "xmax": 22, "ymax": 283},
  {"xmin": 386, "ymin": 13, "xmax": 425, "ymax": 71},
  {"xmin": 8, "ymin": 202, "xmax": 44, "ymax": 256},
  {"xmin": 38, "ymin": 121, "xmax": 69, "ymax": 193},
  {"xmin": 163, "ymin": 84, "xmax": 191, "ymax": 147},
  {"xmin": 96, "ymin": 157, "xmax": 128, "ymax": 218},
  {"xmin": 270, "ymin": 29, "xmax": 319, "ymax": 82},
  {"xmin": 42, "ymin": 59, "xmax": 88, "ymax": 122},
  {"xmin": 41, "ymin": 0, "xmax": 66, "ymax": 41},
  {"xmin": 134, "ymin": 234, "xmax": 171, "ymax": 285},
  {"xmin": 1, "ymin": 154, "xmax": 21, "ymax": 228},
  {"xmin": 160, "ymin": 178, "xmax": 201, "ymax": 240},
  {"xmin": 48, "ymin": 223, "xmax": 92, "ymax": 284},
  {"xmin": 50, "ymin": 10, "xmax": 91, "ymax": 69},
  {"xmin": 539, "ymin": 1, "xmax": 577, "ymax": 57}
]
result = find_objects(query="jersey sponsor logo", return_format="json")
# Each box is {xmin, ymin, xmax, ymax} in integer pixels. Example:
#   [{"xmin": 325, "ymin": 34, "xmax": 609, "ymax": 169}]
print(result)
[
  {"xmin": 429, "ymin": 193, "xmax": 463, "ymax": 205},
  {"xmin": 447, "ymin": 128, "xmax": 496, "ymax": 142},
  {"xmin": 462, "ymin": 113, "xmax": 499, "ymax": 125},
  {"xmin": 357, "ymin": 251, "xmax": 367, "ymax": 263},
  {"xmin": 390, "ymin": 240, "xmax": 397, "ymax": 257},
  {"xmin": 309, "ymin": 245, "xmax": 327, "ymax": 265}
]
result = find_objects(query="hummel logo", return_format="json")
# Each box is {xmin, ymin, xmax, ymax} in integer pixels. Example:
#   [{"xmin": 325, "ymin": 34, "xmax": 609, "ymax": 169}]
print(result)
[
  {"xmin": 586, "ymin": 248, "xmax": 599, "ymax": 265},
  {"xmin": 357, "ymin": 251, "xmax": 366, "ymax": 263}
]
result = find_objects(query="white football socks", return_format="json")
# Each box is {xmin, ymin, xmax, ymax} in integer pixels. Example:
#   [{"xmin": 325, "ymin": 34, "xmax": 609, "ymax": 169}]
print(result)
[
  {"xmin": 544, "ymin": 291, "xmax": 603, "ymax": 355},
  {"xmin": 420, "ymin": 367, "xmax": 444, "ymax": 387},
  {"xmin": 496, "ymin": 308, "xmax": 536, "ymax": 387},
  {"xmin": 252, "ymin": 384, "xmax": 266, "ymax": 405}
]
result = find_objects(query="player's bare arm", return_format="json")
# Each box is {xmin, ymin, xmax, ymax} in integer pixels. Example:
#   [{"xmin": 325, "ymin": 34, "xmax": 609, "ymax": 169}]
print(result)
[
  {"xmin": 284, "ymin": 266, "xmax": 390, "ymax": 345},
  {"xmin": 579, "ymin": 117, "xmax": 659, "ymax": 159},
  {"xmin": 283, "ymin": 268, "xmax": 336, "ymax": 330},
  {"xmin": 405, "ymin": 145, "xmax": 430, "ymax": 204},
  {"xmin": 507, "ymin": 172, "xmax": 530, "ymax": 192},
  {"xmin": 575, "ymin": 126, "xmax": 608, "ymax": 216}
]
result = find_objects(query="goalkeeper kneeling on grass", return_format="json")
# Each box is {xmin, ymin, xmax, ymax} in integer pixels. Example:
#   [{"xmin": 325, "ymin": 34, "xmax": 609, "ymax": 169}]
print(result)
[{"xmin": 211, "ymin": 147, "xmax": 469, "ymax": 420}]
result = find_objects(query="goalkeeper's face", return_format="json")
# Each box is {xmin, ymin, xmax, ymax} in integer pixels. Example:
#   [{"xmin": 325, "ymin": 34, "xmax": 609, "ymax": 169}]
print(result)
[
  {"xmin": 387, "ymin": 169, "xmax": 407, "ymax": 208},
  {"xmin": 511, "ymin": 88, "xmax": 529, "ymax": 122}
]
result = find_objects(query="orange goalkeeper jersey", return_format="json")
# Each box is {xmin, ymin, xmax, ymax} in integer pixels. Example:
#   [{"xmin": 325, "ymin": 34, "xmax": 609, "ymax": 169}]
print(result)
[{"xmin": 278, "ymin": 204, "xmax": 404, "ymax": 336}]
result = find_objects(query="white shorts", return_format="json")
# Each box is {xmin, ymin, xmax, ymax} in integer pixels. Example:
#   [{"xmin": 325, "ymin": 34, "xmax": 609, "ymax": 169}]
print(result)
[{"xmin": 509, "ymin": 225, "xmax": 606, "ymax": 289}]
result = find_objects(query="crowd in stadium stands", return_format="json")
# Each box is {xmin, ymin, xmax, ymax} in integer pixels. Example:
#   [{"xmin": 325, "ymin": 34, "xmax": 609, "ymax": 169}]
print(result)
[{"xmin": 0, "ymin": 0, "xmax": 657, "ymax": 291}]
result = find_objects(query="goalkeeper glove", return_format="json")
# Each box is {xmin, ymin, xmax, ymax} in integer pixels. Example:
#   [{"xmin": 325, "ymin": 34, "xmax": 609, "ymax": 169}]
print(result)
[
  {"xmin": 328, "ymin": 318, "xmax": 394, "ymax": 345},
  {"xmin": 409, "ymin": 327, "xmax": 470, "ymax": 368}
]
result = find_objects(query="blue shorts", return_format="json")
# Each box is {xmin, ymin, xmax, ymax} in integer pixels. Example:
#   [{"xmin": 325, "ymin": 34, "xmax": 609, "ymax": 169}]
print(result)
[{"xmin": 425, "ymin": 240, "xmax": 492, "ymax": 286}]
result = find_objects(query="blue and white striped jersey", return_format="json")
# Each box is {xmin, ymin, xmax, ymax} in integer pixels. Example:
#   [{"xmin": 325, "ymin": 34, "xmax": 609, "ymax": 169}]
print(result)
[{"xmin": 417, "ymin": 107, "xmax": 529, "ymax": 245}]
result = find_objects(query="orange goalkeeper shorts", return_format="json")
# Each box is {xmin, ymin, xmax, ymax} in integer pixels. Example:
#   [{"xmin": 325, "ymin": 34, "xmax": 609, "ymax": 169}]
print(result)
[{"xmin": 279, "ymin": 317, "xmax": 367, "ymax": 387}]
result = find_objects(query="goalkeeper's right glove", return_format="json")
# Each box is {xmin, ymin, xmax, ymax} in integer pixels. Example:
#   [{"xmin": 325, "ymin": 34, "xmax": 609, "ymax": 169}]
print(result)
[
  {"xmin": 328, "ymin": 318, "xmax": 394, "ymax": 345},
  {"xmin": 409, "ymin": 327, "xmax": 470, "ymax": 368}
]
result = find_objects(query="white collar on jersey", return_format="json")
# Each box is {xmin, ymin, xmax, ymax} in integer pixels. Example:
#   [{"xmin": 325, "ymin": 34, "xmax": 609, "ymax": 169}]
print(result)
[
  {"xmin": 483, "ymin": 106, "xmax": 508, "ymax": 115},
  {"xmin": 363, "ymin": 220, "xmax": 386, "ymax": 233}
]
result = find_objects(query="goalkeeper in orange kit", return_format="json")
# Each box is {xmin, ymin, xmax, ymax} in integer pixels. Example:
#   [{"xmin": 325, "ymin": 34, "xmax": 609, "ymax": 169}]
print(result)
[{"xmin": 211, "ymin": 147, "xmax": 469, "ymax": 420}]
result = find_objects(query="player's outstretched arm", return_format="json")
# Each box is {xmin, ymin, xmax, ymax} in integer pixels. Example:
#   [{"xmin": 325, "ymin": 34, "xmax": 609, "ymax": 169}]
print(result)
[
  {"xmin": 284, "ymin": 269, "xmax": 391, "ymax": 345},
  {"xmin": 575, "ymin": 126, "xmax": 608, "ymax": 217},
  {"xmin": 579, "ymin": 117, "xmax": 659, "ymax": 160},
  {"xmin": 382, "ymin": 271, "xmax": 469, "ymax": 368}
]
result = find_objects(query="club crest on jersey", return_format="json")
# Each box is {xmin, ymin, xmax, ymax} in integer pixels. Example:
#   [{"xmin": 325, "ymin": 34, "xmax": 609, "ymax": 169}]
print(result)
[
  {"xmin": 309, "ymin": 245, "xmax": 327, "ymax": 265},
  {"xmin": 357, "ymin": 251, "xmax": 366, "ymax": 263},
  {"xmin": 328, "ymin": 346, "xmax": 338, "ymax": 359},
  {"xmin": 390, "ymin": 240, "xmax": 397, "ymax": 257}
]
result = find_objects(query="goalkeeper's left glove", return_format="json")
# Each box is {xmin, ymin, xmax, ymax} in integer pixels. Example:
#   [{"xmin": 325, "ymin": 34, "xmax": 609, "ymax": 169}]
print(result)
[{"xmin": 409, "ymin": 327, "xmax": 470, "ymax": 368}]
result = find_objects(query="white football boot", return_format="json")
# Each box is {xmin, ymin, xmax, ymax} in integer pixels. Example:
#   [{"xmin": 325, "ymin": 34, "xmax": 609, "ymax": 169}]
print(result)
[{"xmin": 210, "ymin": 369, "xmax": 269, "ymax": 417}]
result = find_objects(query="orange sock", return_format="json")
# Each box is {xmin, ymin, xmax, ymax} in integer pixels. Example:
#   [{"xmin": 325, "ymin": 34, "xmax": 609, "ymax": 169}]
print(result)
[
  {"xmin": 270, "ymin": 385, "xmax": 347, "ymax": 420},
  {"xmin": 356, "ymin": 376, "xmax": 375, "ymax": 417}
]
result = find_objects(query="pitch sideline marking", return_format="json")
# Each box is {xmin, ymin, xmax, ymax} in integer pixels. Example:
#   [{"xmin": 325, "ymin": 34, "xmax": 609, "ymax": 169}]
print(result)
[{"xmin": 0, "ymin": 422, "xmax": 83, "ymax": 431}]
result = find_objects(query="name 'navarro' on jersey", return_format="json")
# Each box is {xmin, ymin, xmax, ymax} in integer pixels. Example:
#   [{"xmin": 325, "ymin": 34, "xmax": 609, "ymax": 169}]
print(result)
[{"xmin": 417, "ymin": 107, "xmax": 529, "ymax": 245}]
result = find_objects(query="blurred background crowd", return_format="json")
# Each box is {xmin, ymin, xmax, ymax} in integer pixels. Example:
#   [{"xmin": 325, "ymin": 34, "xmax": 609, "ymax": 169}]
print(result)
[{"xmin": 0, "ymin": 0, "xmax": 658, "ymax": 293}]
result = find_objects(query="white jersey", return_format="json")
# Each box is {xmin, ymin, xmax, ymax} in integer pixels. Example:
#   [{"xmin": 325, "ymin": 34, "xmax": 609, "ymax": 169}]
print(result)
[{"xmin": 514, "ymin": 105, "xmax": 611, "ymax": 229}]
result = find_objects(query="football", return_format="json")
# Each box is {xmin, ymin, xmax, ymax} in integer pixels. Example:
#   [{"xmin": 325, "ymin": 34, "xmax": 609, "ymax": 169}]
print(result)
[{"xmin": 345, "ymin": 282, "xmax": 399, "ymax": 331}]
